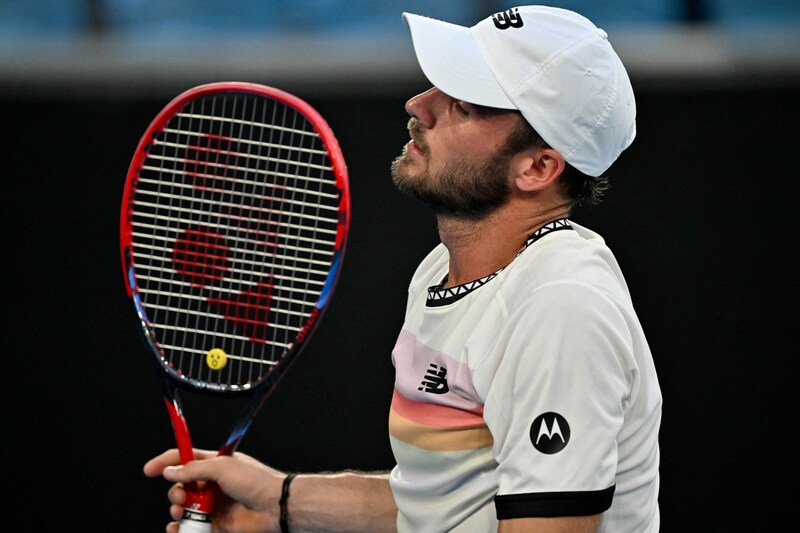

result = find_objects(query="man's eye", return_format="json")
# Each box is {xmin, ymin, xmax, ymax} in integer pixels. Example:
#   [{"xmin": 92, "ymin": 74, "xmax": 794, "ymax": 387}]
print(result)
[{"xmin": 453, "ymin": 100, "xmax": 469, "ymax": 116}]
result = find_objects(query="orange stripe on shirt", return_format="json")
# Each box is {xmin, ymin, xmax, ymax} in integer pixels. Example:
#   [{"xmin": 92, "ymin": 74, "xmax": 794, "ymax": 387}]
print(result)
[
  {"xmin": 389, "ymin": 407, "xmax": 494, "ymax": 451},
  {"xmin": 391, "ymin": 387, "xmax": 485, "ymax": 428}
]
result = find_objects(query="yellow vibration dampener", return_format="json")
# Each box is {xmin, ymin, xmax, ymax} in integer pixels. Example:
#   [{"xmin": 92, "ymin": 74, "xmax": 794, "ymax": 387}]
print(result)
[{"xmin": 206, "ymin": 348, "xmax": 227, "ymax": 370}]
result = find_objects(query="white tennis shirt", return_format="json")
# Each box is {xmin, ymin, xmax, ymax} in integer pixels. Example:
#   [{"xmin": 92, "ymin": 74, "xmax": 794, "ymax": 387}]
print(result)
[{"xmin": 388, "ymin": 220, "xmax": 661, "ymax": 532}]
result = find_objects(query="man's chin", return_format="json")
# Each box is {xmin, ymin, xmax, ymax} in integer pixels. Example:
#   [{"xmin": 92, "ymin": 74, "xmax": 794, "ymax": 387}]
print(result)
[{"xmin": 391, "ymin": 156, "xmax": 424, "ymax": 183}]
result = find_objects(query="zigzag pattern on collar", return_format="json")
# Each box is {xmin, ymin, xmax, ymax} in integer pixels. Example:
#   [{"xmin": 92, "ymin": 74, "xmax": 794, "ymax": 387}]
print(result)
[
  {"xmin": 520, "ymin": 218, "xmax": 571, "ymax": 251},
  {"xmin": 428, "ymin": 270, "xmax": 500, "ymax": 303},
  {"xmin": 426, "ymin": 219, "xmax": 573, "ymax": 306}
]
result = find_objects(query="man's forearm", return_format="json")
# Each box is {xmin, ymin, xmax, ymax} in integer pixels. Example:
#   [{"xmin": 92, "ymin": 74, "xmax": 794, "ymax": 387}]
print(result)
[{"xmin": 286, "ymin": 472, "xmax": 398, "ymax": 533}]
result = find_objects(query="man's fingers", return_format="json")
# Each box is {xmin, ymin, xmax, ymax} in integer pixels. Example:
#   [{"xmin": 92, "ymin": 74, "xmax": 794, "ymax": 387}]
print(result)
[
  {"xmin": 163, "ymin": 456, "xmax": 225, "ymax": 483},
  {"xmin": 143, "ymin": 448, "xmax": 219, "ymax": 477}
]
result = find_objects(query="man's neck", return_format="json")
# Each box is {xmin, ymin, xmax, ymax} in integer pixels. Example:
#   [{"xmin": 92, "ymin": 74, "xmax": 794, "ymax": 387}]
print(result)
[{"xmin": 437, "ymin": 201, "xmax": 571, "ymax": 288}]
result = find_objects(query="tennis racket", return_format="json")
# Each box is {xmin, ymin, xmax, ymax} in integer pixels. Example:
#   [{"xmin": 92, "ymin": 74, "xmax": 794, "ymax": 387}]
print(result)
[{"xmin": 120, "ymin": 82, "xmax": 350, "ymax": 532}]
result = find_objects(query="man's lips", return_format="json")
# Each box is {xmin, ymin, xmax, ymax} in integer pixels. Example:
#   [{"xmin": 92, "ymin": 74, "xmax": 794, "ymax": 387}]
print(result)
[{"xmin": 407, "ymin": 138, "xmax": 424, "ymax": 156}]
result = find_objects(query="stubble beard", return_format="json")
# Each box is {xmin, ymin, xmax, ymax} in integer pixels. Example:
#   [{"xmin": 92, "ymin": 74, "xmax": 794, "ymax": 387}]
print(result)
[{"xmin": 390, "ymin": 121, "xmax": 512, "ymax": 222}]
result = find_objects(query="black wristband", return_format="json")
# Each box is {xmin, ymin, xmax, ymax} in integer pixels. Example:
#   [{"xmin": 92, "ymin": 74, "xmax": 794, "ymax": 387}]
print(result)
[{"xmin": 279, "ymin": 473, "xmax": 296, "ymax": 533}]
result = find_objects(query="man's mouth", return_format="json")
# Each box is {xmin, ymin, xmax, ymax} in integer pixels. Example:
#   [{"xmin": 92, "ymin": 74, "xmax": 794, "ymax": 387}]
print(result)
[
  {"xmin": 407, "ymin": 119, "xmax": 427, "ymax": 155},
  {"xmin": 406, "ymin": 139, "xmax": 424, "ymax": 156}
]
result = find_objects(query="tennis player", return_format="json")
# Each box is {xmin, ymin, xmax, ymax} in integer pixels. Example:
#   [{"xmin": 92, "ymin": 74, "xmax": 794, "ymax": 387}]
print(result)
[{"xmin": 145, "ymin": 5, "xmax": 661, "ymax": 532}]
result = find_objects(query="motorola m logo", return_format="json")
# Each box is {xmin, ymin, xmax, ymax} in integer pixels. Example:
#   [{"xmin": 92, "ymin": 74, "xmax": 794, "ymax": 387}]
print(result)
[
  {"xmin": 418, "ymin": 363, "xmax": 449, "ymax": 394},
  {"xmin": 492, "ymin": 8, "xmax": 523, "ymax": 30},
  {"xmin": 530, "ymin": 412, "xmax": 571, "ymax": 454}
]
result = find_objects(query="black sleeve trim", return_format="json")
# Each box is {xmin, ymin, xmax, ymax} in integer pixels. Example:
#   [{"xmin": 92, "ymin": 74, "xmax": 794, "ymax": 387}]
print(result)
[{"xmin": 495, "ymin": 485, "xmax": 615, "ymax": 519}]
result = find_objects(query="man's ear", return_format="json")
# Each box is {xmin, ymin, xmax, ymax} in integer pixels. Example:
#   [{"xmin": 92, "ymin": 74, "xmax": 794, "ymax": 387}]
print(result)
[{"xmin": 513, "ymin": 148, "xmax": 565, "ymax": 192}]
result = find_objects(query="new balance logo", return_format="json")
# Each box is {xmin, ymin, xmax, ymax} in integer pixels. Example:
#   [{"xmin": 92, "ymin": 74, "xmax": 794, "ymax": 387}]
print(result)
[
  {"xmin": 492, "ymin": 8, "xmax": 523, "ymax": 30},
  {"xmin": 529, "ymin": 412, "xmax": 571, "ymax": 454},
  {"xmin": 418, "ymin": 363, "xmax": 449, "ymax": 394}
]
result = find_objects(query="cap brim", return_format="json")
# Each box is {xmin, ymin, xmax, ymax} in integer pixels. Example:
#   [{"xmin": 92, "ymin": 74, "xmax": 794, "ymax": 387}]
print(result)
[{"xmin": 403, "ymin": 12, "xmax": 515, "ymax": 110}]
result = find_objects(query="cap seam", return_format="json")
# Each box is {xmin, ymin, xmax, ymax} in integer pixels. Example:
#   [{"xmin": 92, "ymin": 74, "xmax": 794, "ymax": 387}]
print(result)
[
  {"xmin": 565, "ymin": 55, "xmax": 620, "ymax": 165},
  {"xmin": 507, "ymin": 32, "xmax": 597, "ymax": 95},
  {"xmin": 508, "ymin": 33, "xmax": 616, "ymax": 167}
]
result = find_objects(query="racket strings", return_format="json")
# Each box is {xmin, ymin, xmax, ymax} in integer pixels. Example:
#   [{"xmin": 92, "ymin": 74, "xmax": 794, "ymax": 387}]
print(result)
[{"xmin": 129, "ymin": 91, "xmax": 342, "ymax": 390}]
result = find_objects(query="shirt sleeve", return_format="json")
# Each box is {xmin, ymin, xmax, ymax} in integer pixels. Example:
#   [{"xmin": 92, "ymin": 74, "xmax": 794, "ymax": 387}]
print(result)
[{"xmin": 481, "ymin": 280, "xmax": 636, "ymax": 518}]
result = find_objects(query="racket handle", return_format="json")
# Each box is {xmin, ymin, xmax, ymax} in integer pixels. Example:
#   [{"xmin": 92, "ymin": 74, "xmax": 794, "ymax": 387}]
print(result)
[
  {"xmin": 178, "ymin": 517, "xmax": 213, "ymax": 533},
  {"xmin": 179, "ymin": 481, "xmax": 216, "ymax": 532}
]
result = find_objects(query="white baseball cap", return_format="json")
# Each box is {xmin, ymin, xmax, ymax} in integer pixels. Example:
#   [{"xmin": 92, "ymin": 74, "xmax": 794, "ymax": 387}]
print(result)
[{"xmin": 403, "ymin": 6, "xmax": 636, "ymax": 177}]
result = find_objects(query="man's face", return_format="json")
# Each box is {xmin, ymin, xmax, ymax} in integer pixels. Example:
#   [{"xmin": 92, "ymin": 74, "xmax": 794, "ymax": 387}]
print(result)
[{"xmin": 390, "ymin": 88, "xmax": 521, "ymax": 221}]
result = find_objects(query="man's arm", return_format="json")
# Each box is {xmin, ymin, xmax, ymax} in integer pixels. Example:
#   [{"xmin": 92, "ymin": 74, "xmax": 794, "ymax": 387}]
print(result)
[
  {"xmin": 286, "ymin": 472, "xmax": 397, "ymax": 533},
  {"xmin": 145, "ymin": 449, "xmax": 397, "ymax": 533},
  {"xmin": 499, "ymin": 515, "xmax": 601, "ymax": 533}
]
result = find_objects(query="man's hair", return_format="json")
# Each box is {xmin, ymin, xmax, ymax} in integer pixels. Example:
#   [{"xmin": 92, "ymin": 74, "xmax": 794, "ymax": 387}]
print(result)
[{"xmin": 503, "ymin": 113, "xmax": 609, "ymax": 206}]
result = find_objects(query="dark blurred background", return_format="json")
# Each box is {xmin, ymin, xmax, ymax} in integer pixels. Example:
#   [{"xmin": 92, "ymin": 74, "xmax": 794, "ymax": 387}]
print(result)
[{"xmin": 2, "ymin": 1, "xmax": 798, "ymax": 531}]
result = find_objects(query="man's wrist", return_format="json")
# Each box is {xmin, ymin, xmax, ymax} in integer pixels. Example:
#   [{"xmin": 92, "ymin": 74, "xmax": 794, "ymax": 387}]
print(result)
[{"xmin": 279, "ymin": 473, "xmax": 297, "ymax": 533}]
